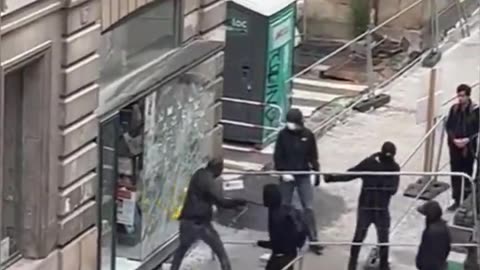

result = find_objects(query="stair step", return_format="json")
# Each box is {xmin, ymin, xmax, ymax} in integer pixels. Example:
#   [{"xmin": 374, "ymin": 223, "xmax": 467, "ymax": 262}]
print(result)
[
  {"xmin": 293, "ymin": 77, "xmax": 367, "ymax": 96},
  {"xmin": 292, "ymin": 89, "xmax": 339, "ymax": 107},
  {"xmin": 224, "ymin": 159, "xmax": 264, "ymax": 171}
]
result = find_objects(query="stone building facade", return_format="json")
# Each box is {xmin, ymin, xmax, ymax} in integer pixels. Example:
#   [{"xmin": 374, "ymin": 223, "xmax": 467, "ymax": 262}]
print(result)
[
  {"xmin": 305, "ymin": 0, "xmax": 478, "ymax": 41},
  {"xmin": 0, "ymin": 0, "xmax": 226, "ymax": 269}
]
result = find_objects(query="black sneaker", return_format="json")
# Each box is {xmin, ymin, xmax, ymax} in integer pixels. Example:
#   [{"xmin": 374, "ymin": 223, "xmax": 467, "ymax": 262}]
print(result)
[
  {"xmin": 309, "ymin": 244, "xmax": 323, "ymax": 255},
  {"xmin": 447, "ymin": 202, "xmax": 459, "ymax": 212}
]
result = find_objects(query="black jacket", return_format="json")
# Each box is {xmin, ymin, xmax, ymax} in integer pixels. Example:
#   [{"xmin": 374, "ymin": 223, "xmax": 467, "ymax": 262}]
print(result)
[
  {"xmin": 258, "ymin": 184, "xmax": 298, "ymax": 256},
  {"xmin": 327, "ymin": 153, "xmax": 400, "ymax": 210},
  {"xmin": 179, "ymin": 167, "xmax": 242, "ymax": 223},
  {"xmin": 446, "ymin": 102, "xmax": 479, "ymax": 157},
  {"xmin": 273, "ymin": 127, "xmax": 319, "ymax": 172},
  {"xmin": 416, "ymin": 202, "xmax": 451, "ymax": 270}
]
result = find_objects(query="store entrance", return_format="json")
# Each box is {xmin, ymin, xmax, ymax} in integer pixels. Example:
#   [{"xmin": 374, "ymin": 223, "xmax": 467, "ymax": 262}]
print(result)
[
  {"xmin": 97, "ymin": 76, "xmax": 212, "ymax": 270},
  {"xmin": 98, "ymin": 101, "xmax": 146, "ymax": 270}
]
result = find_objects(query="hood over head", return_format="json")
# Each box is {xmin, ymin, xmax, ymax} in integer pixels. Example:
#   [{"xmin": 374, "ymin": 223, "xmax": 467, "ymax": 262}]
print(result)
[
  {"xmin": 417, "ymin": 200, "xmax": 443, "ymax": 223},
  {"xmin": 263, "ymin": 184, "xmax": 282, "ymax": 208},
  {"xmin": 286, "ymin": 108, "xmax": 304, "ymax": 126},
  {"xmin": 206, "ymin": 158, "xmax": 224, "ymax": 178}
]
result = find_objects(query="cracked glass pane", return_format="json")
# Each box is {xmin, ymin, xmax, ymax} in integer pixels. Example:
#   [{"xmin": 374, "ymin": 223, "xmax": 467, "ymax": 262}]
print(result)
[{"xmin": 139, "ymin": 75, "xmax": 213, "ymax": 258}]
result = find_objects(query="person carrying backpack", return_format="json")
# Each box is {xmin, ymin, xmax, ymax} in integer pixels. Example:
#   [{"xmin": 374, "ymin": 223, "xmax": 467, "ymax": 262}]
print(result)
[{"xmin": 257, "ymin": 184, "xmax": 308, "ymax": 270}]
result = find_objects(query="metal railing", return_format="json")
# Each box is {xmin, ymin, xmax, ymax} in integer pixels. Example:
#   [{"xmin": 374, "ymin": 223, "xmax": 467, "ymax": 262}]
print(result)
[
  {"xmin": 397, "ymin": 82, "xmax": 480, "ymax": 170},
  {"xmin": 217, "ymin": 171, "xmax": 477, "ymax": 270},
  {"xmin": 289, "ymin": 0, "xmax": 479, "ymax": 138},
  {"xmin": 220, "ymin": 97, "xmax": 286, "ymax": 143}
]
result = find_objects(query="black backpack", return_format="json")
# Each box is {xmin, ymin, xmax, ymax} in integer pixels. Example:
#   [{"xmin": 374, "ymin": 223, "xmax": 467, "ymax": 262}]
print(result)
[{"xmin": 285, "ymin": 206, "xmax": 309, "ymax": 248}]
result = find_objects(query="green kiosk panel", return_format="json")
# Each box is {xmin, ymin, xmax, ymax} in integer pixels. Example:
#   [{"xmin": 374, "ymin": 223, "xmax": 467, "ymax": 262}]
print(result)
[{"xmin": 223, "ymin": 0, "xmax": 296, "ymax": 146}]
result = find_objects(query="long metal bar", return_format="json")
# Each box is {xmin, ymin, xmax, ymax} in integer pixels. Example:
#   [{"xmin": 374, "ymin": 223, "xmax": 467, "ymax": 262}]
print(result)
[
  {"xmin": 288, "ymin": 0, "xmax": 424, "ymax": 81},
  {"xmin": 223, "ymin": 240, "xmax": 478, "ymax": 247},
  {"xmin": 400, "ymin": 115, "xmax": 446, "ymax": 168},
  {"xmin": 223, "ymin": 171, "xmax": 478, "ymax": 241},
  {"xmin": 222, "ymin": 170, "xmax": 471, "ymax": 179},
  {"xmin": 312, "ymin": 53, "xmax": 422, "ymax": 135}
]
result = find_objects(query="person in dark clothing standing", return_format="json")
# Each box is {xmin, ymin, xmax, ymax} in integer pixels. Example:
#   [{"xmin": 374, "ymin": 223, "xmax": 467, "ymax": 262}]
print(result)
[
  {"xmin": 324, "ymin": 142, "xmax": 400, "ymax": 270},
  {"xmin": 257, "ymin": 184, "xmax": 304, "ymax": 270},
  {"xmin": 171, "ymin": 159, "xmax": 247, "ymax": 270},
  {"xmin": 416, "ymin": 200, "xmax": 451, "ymax": 270},
  {"xmin": 445, "ymin": 84, "xmax": 480, "ymax": 211},
  {"xmin": 273, "ymin": 108, "xmax": 322, "ymax": 255}
]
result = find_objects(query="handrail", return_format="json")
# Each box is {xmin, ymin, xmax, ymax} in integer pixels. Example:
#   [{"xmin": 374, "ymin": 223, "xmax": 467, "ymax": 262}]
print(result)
[
  {"xmin": 398, "ymin": 82, "xmax": 480, "ymax": 169},
  {"xmin": 223, "ymin": 240, "xmax": 478, "ymax": 247},
  {"xmin": 287, "ymin": 0, "xmax": 424, "ymax": 82},
  {"xmin": 311, "ymin": 53, "xmax": 422, "ymax": 135},
  {"xmin": 218, "ymin": 171, "xmax": 477, "ymax": 270}
]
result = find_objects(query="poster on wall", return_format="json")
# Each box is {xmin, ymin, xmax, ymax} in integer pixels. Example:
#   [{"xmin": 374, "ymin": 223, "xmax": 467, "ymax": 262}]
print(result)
[
  {"xmin": 262, "ymin": 5, "xmax": 295, "ymax": 144},
  {"xmin": 117, "ymin": 188, "xmax": 137, "ymax": 227}
]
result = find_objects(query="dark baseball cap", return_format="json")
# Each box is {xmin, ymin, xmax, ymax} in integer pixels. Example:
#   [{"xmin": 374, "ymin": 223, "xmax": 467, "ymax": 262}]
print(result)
[{"xmin": 381, "ymin": 141, "xmax": 396, "ymax": 157}]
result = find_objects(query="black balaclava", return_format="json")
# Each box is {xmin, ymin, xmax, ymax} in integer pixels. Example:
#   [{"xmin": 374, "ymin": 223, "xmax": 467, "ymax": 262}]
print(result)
[
  {"xmin": 380, "ymin": 141, "xmax": 396, "ymax": 162},
  {"xmin": 263, "ymin": 184, "xmax": 282, "ymax": 208},
  {"xmin": 286, "ymin": 108, "xmax": 304, "ymax": 131},
  {"xmin": 206, "ymin": 158, "xmax": 224, "ymax": 178},
  {"xmin": 417, "ymin": 200, "xmax": 443, "ymax": 225}
]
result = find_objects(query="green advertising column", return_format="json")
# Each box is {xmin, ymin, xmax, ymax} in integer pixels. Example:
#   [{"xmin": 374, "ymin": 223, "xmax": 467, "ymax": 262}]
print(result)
[{"xmin": 263, "ymin": 5, "xmax": 295, "ymax": 144}]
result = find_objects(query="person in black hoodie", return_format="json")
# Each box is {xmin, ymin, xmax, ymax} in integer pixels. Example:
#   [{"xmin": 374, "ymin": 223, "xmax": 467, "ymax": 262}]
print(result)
[
  {"xmin": 274, "ymin": 108, "xmax": 322, "ymax": 255},
  {"xmin": 257, "ymin": 184, "xmax": 302, "ymax": 270},
  {"xmin": 445, "ymin": 84, "xmax": 480, "ymax": 211},
  {"xmin": 171, "ymin": 159, "xmax": 247, "ymax": 270},
  {"xmin": 324, "ymin": 141, "xmax": 400, "ymax": 270},
  {"xmin": 416, "ymin": 200, "xmax": 451, "ymax": 270}
]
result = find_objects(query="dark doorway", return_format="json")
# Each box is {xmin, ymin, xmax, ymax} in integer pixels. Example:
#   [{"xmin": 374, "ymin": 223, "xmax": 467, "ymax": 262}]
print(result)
[{"xmin": 1, "ymin": 69, "xmax": 24, "ymax": 266}]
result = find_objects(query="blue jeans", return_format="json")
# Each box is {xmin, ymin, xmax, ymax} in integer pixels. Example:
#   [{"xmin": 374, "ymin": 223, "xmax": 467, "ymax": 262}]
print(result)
[
  {"xmin": 171, "ymin": 220, "xmax": 231, "ymax": 270},
  {"xmin": 280, "ymin": 175, "xmax": 318, "ymax": 241}
]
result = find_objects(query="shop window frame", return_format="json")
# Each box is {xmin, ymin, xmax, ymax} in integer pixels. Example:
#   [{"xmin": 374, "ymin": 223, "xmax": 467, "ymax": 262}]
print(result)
[
  {"xmin": 99, "ymin": 0, "xmax": 184, "ymax": 77},
  {"xmin": 0, "ymin": 41, "xmax": 57, "ymax": 263}
]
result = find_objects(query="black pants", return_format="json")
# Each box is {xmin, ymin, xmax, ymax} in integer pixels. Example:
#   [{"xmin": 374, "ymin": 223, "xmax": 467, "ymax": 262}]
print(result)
[
  {"xmin": 449, "ymin": 148, "xmax": 474, "ymax": 204},
  {"xmin": 171, "ymin": 220, "xmax": 231, "ymax": 270},
  {"xmin": 349, "ymin": 210, "xmax": 390, "ymax": 270},
  {"xmin": 266, "ymin": 254, "xmax": 297, "ymax": 270}
]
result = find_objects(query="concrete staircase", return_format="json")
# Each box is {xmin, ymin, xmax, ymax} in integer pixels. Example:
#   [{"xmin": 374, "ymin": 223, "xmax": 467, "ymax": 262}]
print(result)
[
  {"xmin": 221, "ymin": 77, "xmax": 368, "ymax": 172},
  {"xmin": 292, "ymin": 77, "xmax": 368, "ymax": 118}
]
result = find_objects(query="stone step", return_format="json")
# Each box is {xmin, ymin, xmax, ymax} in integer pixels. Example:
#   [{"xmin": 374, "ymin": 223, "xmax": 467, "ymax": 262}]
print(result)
[
  {"xmin": 293, "ymin": 77, "xmax": 368, "ymax": 96},
  {"xmin": 224, "ymin": 158, "xmax": 264, "ymax": 171},
  {"xmin": 292, "ymin": 88, "xmax": 339, "ymax": 108}
]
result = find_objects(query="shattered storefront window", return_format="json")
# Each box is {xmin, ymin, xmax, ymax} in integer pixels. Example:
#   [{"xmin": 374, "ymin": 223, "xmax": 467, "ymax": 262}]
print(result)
[
  {"xmin": 140, "ymin": 76, "xmax": 212, "ymax": 257},
  {"xmin": 113, "ymin": 75, "xmax": 213, "ymax": 260}
]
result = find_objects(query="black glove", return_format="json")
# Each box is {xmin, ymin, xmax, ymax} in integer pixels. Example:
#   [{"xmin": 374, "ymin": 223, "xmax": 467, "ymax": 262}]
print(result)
[
  {"xmin": 314, "ymin": 175, "xmax": 321, "ymax": 187},
  {"xmin": 324, "ymin": 174, "xmax": 334, "ymax": 183}
]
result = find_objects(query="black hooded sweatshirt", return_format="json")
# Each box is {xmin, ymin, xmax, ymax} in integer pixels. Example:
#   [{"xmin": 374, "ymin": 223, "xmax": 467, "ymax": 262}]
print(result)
[
  {"xmin": 258, "ymin": 184, "xmax": 298, "ymax": 256},
  {"xmin": 327, "ymin": 153, "xmax": 400, "ymax": 210},
  {"xmin": 179, "ymin": 162, "xmax": 242, "ymax": 223},
  {"xmin": 274, "ymin": 127, "xmax": 319, "ymax": 172},
  {"xmin": 416, "ymin": 201, "xmax": 451, "ymax": 270}
]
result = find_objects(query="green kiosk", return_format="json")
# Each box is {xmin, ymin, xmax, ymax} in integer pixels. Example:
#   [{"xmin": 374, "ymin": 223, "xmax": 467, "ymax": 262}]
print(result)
[{"xmin": 222, "ymin": 0, "xmax": 297, "ymax": 146}]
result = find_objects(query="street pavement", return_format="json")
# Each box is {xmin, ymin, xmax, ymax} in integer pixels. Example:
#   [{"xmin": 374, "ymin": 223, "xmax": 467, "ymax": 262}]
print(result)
[{"xmin": 170, "ymin": 29, "xmax": 480, "ymax": 270}]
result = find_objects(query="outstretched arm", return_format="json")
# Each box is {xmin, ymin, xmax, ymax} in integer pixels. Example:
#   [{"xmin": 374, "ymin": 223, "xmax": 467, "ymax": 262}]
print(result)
[{"xmin": 326, "ymin": 158, "xmax": 371, "ymax": 182}]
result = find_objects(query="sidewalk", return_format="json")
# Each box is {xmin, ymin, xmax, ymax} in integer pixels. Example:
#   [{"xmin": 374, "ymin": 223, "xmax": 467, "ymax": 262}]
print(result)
[{"xmin": 175, "ymin": 29, "xmax": 480, "ymax": 270}]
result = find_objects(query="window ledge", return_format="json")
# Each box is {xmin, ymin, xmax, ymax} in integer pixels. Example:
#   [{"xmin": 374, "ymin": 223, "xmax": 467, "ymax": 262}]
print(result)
[{"xmin": 97, "ymin": 40, "xmax": 224, "ymax": 119}]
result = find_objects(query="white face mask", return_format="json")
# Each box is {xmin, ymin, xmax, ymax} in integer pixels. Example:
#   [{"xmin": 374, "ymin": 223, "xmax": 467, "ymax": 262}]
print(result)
[{"xmin": 286, "ymin": 122, "xmax": 297, "ymax": 130}]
